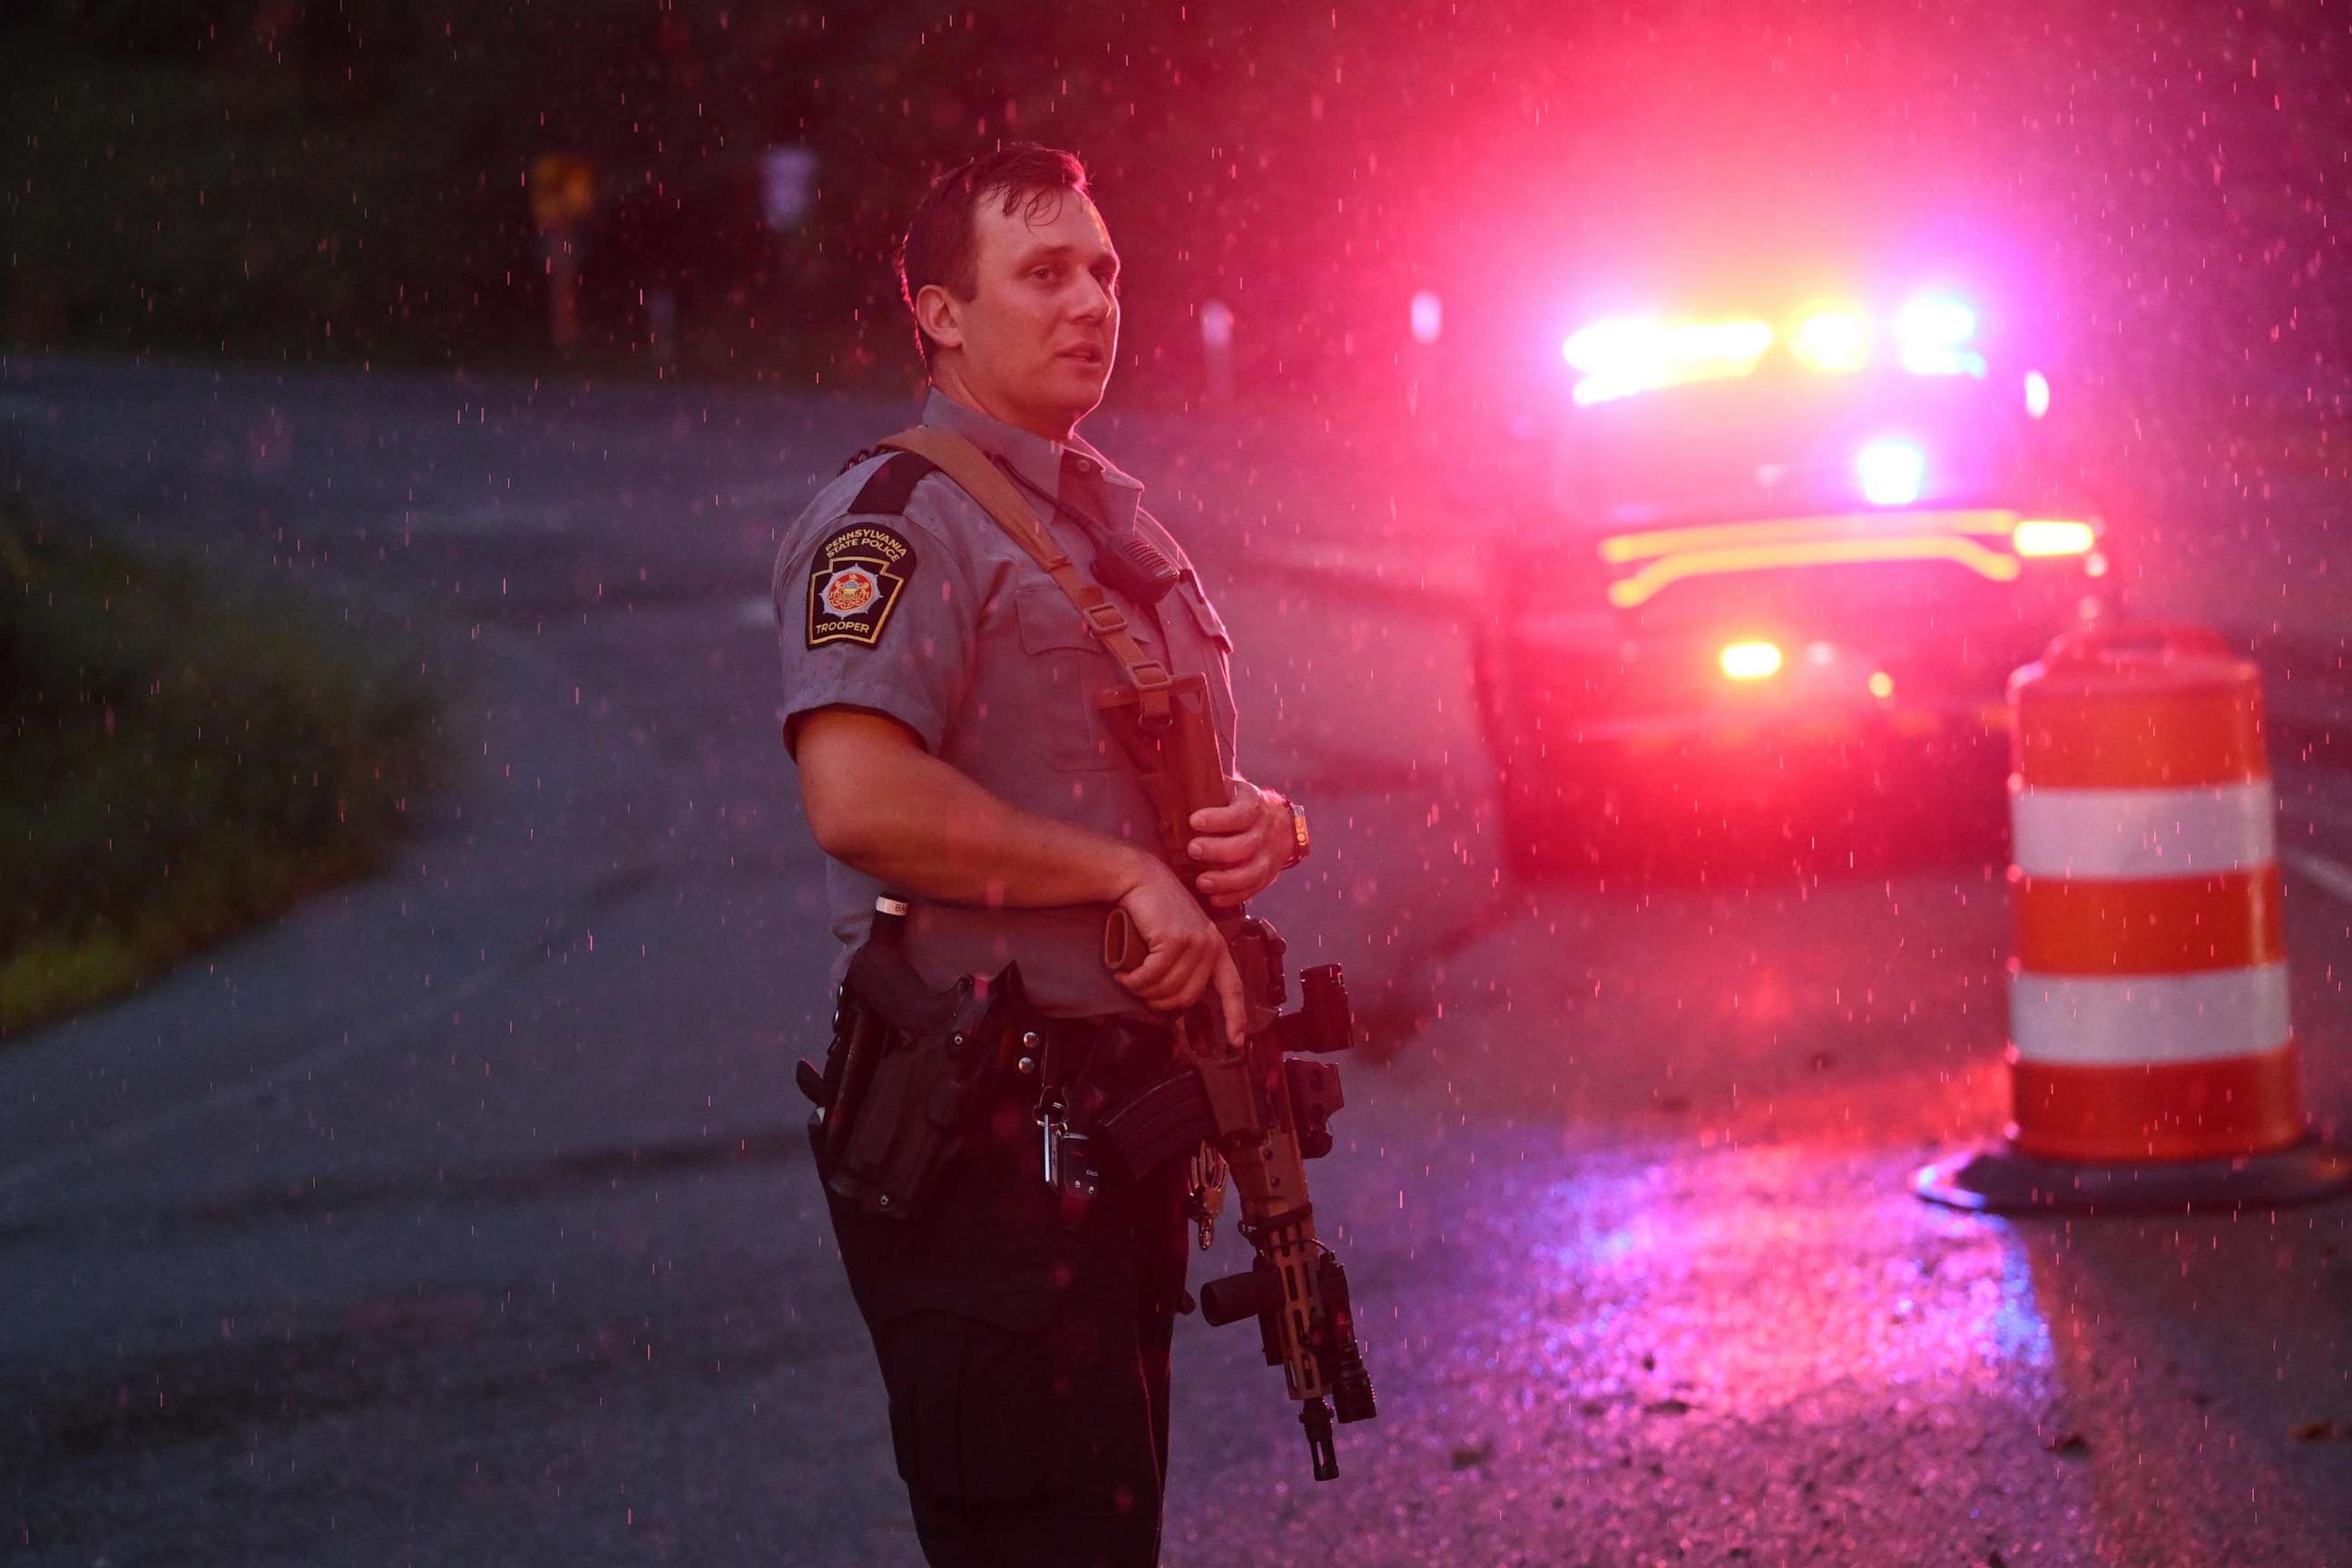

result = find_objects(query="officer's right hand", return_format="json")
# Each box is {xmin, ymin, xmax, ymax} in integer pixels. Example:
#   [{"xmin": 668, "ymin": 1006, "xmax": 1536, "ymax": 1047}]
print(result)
[{"xmin": 1113, "ymin": 861, "xmax": 1248, "ymax": 1042}]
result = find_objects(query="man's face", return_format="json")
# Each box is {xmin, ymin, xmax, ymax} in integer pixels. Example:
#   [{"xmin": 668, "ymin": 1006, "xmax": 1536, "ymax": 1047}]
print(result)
[{"xmin": 940, "ymin": 188, "xmax": 1120, "ymax": 435}]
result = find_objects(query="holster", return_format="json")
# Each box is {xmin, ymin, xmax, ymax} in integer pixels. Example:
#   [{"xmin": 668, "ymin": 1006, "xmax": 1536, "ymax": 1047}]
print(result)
[{"xmin": 797, "ymin": 933, "xmax": 1024, "ymax": 1222}]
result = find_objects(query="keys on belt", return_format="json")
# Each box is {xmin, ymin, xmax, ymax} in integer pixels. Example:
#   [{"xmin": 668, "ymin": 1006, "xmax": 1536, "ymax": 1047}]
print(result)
[
  {"xmin": 1025, "ymin": 1027, "xmax": 1100, "ymax": 1201},
  {"xmin": 1186, "ymin": 1144, "xmax": 1228, "ymax": 1250}
]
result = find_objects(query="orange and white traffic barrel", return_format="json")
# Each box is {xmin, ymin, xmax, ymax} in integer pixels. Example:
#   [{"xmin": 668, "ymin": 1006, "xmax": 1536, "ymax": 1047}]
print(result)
[{"xmin": 1916, "ymin": 624, "xmax": 2351, "ymax": 1212}]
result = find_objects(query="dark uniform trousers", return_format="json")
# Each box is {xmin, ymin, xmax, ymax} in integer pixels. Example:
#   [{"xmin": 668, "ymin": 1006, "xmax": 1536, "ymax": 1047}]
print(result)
[{"xmin": 827, "ymin": 1017, "xmax": 1193, "ymax": 1568}]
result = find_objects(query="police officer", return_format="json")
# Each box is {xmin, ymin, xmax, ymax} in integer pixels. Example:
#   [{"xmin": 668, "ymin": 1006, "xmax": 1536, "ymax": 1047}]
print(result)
[{"xmin": 773, "ymin": 144, "xmax": 1310, "ymax": 1566}]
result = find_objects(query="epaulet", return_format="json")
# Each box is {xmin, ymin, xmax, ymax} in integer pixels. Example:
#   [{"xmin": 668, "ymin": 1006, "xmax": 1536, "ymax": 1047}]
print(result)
[{"xmin": 837, "ymin": 447, "xmax": 941, "ymax": 516}]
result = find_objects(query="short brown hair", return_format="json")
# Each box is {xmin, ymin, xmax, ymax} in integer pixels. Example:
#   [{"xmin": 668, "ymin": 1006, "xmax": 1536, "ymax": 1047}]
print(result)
[{"xmin": 896, "ymin": 143, "xmax": 1092, "ymax": 372}]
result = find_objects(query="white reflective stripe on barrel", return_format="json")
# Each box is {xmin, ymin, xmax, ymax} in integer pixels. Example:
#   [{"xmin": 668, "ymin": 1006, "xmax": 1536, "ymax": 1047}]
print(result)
[
  {"xmin": 2011, "ymin": 781, "xmax": 2277, "ymax": 880},
  {"xmin": 2009, "ymin": 965, "xmax": 2293, "ymax": 1065}
]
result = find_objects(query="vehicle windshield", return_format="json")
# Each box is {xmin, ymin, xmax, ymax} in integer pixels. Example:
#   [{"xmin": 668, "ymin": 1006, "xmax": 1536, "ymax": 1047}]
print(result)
[{"xmin": 1553, "ymin": 366, "xmax": 2045, "ymax": 527}]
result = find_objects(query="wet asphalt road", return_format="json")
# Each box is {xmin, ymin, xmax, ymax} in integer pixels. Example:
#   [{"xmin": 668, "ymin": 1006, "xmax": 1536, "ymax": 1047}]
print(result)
[{"xmin": 3, "ymin": 355, "xmax": 2350, "ymax": 1565}]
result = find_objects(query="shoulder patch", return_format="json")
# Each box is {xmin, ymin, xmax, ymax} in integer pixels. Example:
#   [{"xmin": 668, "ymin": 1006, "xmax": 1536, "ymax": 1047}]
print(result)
[{"xmin": 807, "ymin": 521, "xmax": 918, "ymax": 650}]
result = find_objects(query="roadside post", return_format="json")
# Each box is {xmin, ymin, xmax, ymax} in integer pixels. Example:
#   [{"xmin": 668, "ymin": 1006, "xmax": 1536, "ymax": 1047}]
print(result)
[
  {"xmin": 1406, "ymin": 289, "xmax": 1441, "ymax": 420},
  {"xmin": 529, "ymin": 152, "xmax": 598, "ymax": 354},
  {"xmin": 1200, "ymin": 299, "xmax": 1236, "ymax": 405},
  {"xmin": 1916, "ymin": 623, "xmax": 2352, "ymax": 1212}
]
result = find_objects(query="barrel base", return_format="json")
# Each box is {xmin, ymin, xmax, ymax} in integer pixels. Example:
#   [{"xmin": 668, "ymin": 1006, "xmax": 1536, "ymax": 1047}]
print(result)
[{"xmin": 1913, "ymin": 1133, "xmax": 2352, "ymax": 1214}]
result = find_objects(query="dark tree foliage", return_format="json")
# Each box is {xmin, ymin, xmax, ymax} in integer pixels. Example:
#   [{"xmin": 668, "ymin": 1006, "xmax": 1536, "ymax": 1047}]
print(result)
[{"xmin": 2, "ymin": 0, "xmax": 2345, "ymax": 416}]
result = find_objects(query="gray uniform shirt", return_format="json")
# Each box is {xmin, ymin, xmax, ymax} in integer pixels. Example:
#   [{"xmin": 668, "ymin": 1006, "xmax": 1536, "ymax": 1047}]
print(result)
[{"xmin": 772, "ymin": 390, "xmax": 1240, "ymax": 1019}]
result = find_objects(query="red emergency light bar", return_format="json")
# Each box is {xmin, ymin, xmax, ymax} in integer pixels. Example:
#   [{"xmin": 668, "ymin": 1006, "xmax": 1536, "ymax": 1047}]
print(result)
[{"xmin": 1565, "ymin": 292, "xmax": 1984, "ymax": 406}]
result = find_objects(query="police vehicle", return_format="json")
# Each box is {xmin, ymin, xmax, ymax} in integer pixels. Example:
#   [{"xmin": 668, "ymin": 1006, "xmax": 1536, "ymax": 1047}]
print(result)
[{"xmin": 1466, "ymin": 285, "xmax": 2117, "ymax": 875}]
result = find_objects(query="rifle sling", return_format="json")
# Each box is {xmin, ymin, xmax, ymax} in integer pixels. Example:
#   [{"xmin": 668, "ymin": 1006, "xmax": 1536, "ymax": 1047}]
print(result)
[{"xmin": 877, "ymin": 426, "xmax": 1174, "ymax": 724}]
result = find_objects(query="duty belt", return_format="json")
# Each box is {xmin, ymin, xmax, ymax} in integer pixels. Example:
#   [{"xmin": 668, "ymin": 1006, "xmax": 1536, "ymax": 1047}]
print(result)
[{"xmin": 1004, "ymin": 1014, "xmax": 1181, "ymax": 1203}]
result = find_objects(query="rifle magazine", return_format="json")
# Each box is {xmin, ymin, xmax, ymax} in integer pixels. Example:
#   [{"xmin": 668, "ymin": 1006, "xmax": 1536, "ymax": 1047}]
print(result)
[{"xmin": 1095, "ymin": 1066, "xmax": 1218, "ymax": 1178}]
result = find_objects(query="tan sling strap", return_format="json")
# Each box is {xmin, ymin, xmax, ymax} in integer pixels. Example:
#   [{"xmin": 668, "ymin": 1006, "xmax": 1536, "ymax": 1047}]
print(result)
[{"xmin": 876, "ymin": 426, "xmax": 1175, "ymax": 724}]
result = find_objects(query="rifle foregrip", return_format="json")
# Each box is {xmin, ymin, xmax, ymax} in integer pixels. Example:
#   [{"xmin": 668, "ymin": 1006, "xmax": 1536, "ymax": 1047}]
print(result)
[{"xmin": 1197, "ymin": 1265, "xmax": 1266, "ymax": 1328}]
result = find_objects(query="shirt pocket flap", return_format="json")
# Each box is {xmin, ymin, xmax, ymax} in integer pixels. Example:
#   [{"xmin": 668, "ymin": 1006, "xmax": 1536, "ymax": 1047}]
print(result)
[{"xmin": 1014, "ymin": 583, "xmax": 1099, "ymax": 654}]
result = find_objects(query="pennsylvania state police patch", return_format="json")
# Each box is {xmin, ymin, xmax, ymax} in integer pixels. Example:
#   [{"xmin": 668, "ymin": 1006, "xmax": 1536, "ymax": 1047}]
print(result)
[{"xmin": 806, "ymin": 522, "xmax": 916, "ymax": 649}]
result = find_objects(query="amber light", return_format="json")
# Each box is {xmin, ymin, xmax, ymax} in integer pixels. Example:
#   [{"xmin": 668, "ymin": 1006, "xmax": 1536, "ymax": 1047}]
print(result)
[
  {"xmin": 1720, "ymin": 642, "xmax": 1784, "ymax": 681},
  {"xmin": 1608, "ymin": 534, "xmax": 2022, "ymax": 607},
  {"xmin": 1793, "ymin": 309, "xmax": 1870, "ymax": 373},
  {"xmin": 2014, "ymin": 519, "xmax": 2097, "ymax": 557}
]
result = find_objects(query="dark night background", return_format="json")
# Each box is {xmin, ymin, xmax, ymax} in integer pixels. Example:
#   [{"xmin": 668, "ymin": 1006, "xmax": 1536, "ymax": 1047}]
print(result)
[
  {"xmin": 9, "ymin": 6, "xmax": 2352, "ymax": 1565},
  {"xmin": 5, "ymin": 0, "xmax": 2348, "ymax": 428}
]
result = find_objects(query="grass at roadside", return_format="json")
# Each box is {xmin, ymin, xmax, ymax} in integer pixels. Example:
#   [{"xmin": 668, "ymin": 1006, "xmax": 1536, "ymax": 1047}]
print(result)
[{"xmin": 1, "ymin": 498, "xmax": 436, "ymax": 1039}]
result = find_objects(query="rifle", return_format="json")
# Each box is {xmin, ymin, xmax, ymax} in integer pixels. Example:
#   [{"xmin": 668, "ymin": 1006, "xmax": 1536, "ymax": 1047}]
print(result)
[{"xmin": 1094, "ymin": 677, "xmax": 1378, "ymax": 1482}]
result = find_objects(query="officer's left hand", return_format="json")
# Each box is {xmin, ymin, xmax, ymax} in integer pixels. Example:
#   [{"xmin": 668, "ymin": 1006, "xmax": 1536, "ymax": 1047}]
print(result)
[{"xmin": 1187, "ymin": 779, "xmax": 1293, "ymax": 908}]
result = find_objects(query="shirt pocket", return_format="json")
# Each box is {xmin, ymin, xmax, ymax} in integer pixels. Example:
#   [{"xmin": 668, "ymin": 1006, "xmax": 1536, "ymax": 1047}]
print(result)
[{"xmin": 1012, "ymin": 583, "xmax": 1124, "ymax": 771}]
